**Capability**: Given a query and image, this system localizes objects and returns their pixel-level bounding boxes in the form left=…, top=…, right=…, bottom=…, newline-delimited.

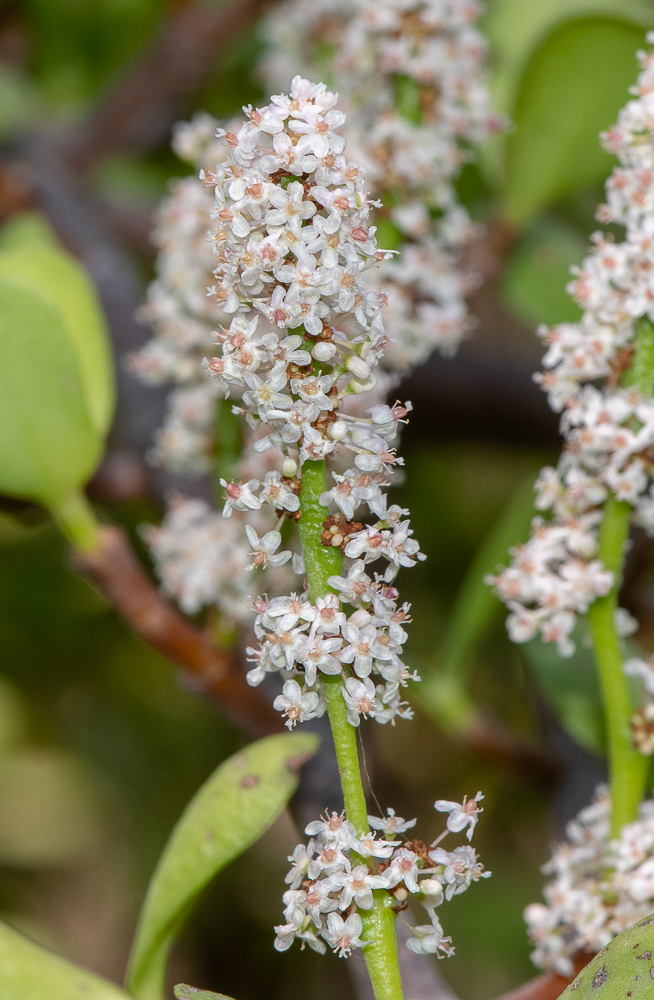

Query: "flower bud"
left=328, top=420, right=348, bottom=440
left=312, top=342, right=336, bottom=361
left=281, top=458, right=298, bottom=477
left=345, top=354, right=371, bottom=379
left=421, top=879, right=444, bottom=897
left=348, top=376, right=377, bottom=395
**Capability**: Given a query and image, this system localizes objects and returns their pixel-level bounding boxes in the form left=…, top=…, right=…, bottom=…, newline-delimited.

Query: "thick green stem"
left=50, top=490, right=100, bottom=553
left=587, top=317, right=654, bottom=835
left=298, top=459, right=404, bottom=1000
left=587, top=493, right=647, bottom=836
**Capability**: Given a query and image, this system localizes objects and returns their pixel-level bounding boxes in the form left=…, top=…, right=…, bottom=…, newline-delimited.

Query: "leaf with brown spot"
left=127, top=732, right=318, bottom=1000
left=560, top=914, right=654, bottom=998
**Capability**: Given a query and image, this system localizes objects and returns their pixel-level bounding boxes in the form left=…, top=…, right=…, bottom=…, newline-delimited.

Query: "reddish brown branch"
left=493, top=953, right=592, bottom=1000
left=65, top=0, right=266, bottom=174
left=71, top=524, right=280, bottom=737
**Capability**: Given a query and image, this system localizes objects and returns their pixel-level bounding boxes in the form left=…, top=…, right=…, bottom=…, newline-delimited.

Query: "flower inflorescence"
left=489, top=38, right=654, bottom=657
left=525, top=787, right=654, bottom=975
left=184, top=76, right=426, bottom=727
left=276, top=796, right=488, bottom=957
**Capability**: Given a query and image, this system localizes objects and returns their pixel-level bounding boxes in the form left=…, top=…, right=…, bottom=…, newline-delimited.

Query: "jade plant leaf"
left=0, top=232, right=115, bottom=437
left=558, top=912, right=654, bottom=997
left=127, top=731, right=319, bottom=1000
left=175, top=986, right=235, bottom=1000
left=0, top=919, right=130, bottom=1000
left=0, top=217, right=114, bottom=507
left=502, top=17, right=648, bottom=226
left=0, top=278, right=101, bottom=507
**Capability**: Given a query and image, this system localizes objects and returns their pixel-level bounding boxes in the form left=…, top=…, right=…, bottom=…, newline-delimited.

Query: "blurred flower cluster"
left=525, top=787, right=654, bottom=975
left=263, top=0, right=503, bottom=369
left=490, top=37, right=654, bottom=657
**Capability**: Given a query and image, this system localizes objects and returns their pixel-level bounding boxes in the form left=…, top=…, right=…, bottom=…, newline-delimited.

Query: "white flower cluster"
left=489, top=39, right=654, bottom=656
left=275, top=795, right=488, bottom=957
left=262, top=0, right=503, bottom=370
left=183, top=76, right=425, bottom=724
left=254, top=566, right=417, bottom=728
left=525, top=787, right=654, bottom=976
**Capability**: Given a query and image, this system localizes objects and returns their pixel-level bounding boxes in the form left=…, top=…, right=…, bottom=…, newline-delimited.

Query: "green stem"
left=587, top=317, right=654, bottom=835
left=587, top=493, right=647, bottom=836
left=298, top=459, right=404, bottom=1000
left=50, top=490, right=100, bottom=553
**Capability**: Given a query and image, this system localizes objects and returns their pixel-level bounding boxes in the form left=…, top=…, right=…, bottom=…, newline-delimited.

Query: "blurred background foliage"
left=2, top=0, right=654, bottom=997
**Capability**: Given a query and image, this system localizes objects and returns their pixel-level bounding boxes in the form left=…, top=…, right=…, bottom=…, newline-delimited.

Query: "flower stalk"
left=587, top=493, right=647, bottom=836
left=50, top=490, right=100, bottom=553
left=587, top=318, right=654, bottom=835
left=299, top=459, right=404, bottom=1000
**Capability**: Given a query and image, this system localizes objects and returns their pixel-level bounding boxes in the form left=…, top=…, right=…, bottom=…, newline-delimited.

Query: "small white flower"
left=434, top=792, right=484, bottom=841
left=273, top=679, right=322, bottom=728
left=244, top=525, right=292, bottom=571
left=367, top=808, right=417, bottom=836
left=341, top=676, right=379, bottom=726
left=323, top=911, right=367, bottom=957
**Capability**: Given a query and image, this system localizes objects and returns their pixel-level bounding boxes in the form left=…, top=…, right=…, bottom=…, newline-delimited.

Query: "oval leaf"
left=484, top=0, right=653, bottom=117
left=502, top=17, right=648, bottom=225
left=0, top=277, right=100, bottom=506
left=559, top=912, right=654, bottom=997
left=0, top=919, right=130, bottom=1000
left=127, top=732, right=318, bottom=1000
left=0, top=234, right=115, bottom=437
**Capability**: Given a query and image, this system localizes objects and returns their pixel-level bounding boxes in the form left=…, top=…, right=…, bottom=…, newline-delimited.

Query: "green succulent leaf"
left=502, top=17, right=649, bottom=225
left=0, top=218, right=114, bottom=508
left=0, top=277, right=100, bottom=507
left=0, top=919, right=130, bottom=1000
left=127, top=732, right=319, bottom=1000
left=559, top=912, right=654, bottom=997
left=174, top=986, right=235, bottom=1000
left=0, top=232, right=115, bottom=437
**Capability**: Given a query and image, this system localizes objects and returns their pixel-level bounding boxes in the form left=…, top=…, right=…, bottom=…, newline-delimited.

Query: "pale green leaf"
left=0, top=212, right=58, bottom=252
left=483, top=0, right=653, bottom=118
left=0, top=919, right=130, bottom=1000
left=0, top=277, right=101, bottom=506
left=0, top=236, right=115, bottom=437
left=502, top=17, right=649, bottom=225
left=560, top=912, right=654, bottom=996
left=127, top=732, right=319, bottom=1000
left=175, top=986, right=235, bottom=1000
